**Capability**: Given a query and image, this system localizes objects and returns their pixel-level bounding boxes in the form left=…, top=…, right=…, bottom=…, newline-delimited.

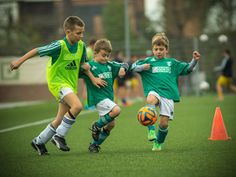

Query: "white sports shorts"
left=96, top=98, right=117, bottom=116
left=59, top=87, right=74, bottom=104
left=148, top=91, right=174, bottom=120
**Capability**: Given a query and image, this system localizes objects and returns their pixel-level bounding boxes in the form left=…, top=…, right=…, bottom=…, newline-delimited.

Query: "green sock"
left=92, top=128, right=110, bottom=145
left=148, top=125, right=156, bottom=131
left=157, top=125, right=168, bottom=144
left=95, top=114, right=113, bottom=128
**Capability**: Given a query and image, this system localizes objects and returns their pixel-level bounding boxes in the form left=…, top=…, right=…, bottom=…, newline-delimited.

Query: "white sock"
left=35, top=124, right=56, bottom=144
left=56, top=116, right=75, bottom=138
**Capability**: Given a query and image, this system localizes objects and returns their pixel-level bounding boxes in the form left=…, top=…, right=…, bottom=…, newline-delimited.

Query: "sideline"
left=0, top=100, right=46, bottom=109
left=0, top=110, right=96, bottom=134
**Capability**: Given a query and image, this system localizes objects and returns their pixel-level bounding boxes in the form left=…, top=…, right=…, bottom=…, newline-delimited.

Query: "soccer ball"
left=137, top=106, right=157, bottom=126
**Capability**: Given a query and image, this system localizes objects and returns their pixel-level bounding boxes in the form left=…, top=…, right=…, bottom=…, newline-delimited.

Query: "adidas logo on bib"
left=65, top=60, right=77, bottom=70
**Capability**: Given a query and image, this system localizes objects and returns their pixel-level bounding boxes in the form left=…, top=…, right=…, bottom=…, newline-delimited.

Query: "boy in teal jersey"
left=10, top=16, right=106, bottom=155
left=81, top=39, right=129, bottom=153
left=131, top=33, right=201, bottom=151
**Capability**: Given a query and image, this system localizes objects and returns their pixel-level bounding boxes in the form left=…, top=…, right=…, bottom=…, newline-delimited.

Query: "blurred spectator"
left=214, top=49, right=236, bottom=101
left=126, top=55, right=144, bottom=100
left=113, top=51, right=131, bottom=106
left=86, top=38, right=97, bottom=61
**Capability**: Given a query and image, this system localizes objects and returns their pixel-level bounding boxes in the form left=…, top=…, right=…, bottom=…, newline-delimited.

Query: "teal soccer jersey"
left=82, top=60, right=122, bottom=106
left=131, top=57, right=191, bottom=102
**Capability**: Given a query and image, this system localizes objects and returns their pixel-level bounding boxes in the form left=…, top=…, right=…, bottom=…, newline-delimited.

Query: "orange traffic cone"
left=208, top=107, right=231, bottom=140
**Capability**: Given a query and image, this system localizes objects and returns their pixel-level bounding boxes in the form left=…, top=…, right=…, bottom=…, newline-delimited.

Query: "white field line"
left=0, top=110, right=96, bottom=134
left=0, top=101, right=46, bottom=109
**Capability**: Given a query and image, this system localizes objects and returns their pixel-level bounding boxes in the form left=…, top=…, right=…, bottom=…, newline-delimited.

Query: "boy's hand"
left=118, top=68, right=126, bottom=78
left=10, top=60, right=21, bottom=71
left=92, top=77, right=107, bottom=88
left=193, top=51, right=201, bottom=60
left=143, top=64, right=150, bottom=70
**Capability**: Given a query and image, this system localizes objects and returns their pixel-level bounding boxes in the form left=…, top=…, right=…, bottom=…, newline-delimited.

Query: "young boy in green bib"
left=81, top=39, right=129, bottom=153
left=10, top=16, right=106, bottom=155
left=131, top=33, right=201, bottom=151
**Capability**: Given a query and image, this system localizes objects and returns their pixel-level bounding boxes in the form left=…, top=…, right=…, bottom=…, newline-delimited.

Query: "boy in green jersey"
left=10, top=16, right=106, bottom=155
left=81, top=39, right=129, bottom=153
left=131, top=33, right=201, bottom=151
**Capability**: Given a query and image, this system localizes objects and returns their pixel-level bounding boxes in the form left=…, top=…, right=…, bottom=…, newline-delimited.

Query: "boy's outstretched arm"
left=10, top=48, right=38, bottom=70
left=81, top=63, right=107, bottom=88
left=118, top=63, right=129, bottom=78
left=131, top=62, right=150, bottom=72
left=187, top=51, right=201, bottom=72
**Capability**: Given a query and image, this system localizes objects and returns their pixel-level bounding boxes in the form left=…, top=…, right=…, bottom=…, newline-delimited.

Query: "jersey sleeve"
left=37, top=40, right=61, bottom=57
left=174, top=59, right=190, bottom=76
left=130, top=58, right=147, bottom=72
left=109, top=61, right=122, bottom=78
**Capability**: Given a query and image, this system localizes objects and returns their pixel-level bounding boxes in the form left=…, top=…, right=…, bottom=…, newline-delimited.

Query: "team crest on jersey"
left=167, top=61, right=172, bottom=66
left=65, top=60, right=77, bottom=70
left=91, top=66, right=97, bottom=71
left=150, top=58, right=156, bottom=62
left=107, top=66, right=111, bottom=71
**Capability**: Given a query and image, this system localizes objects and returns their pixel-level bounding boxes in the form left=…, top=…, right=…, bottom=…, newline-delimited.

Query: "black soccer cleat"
left=90, top=122, right=101, bottom=141
left=31, top=139, right=49, bottom=155
left=51, top=135, right=70, bottom=151
left=88, top=143, right=101, bottom=153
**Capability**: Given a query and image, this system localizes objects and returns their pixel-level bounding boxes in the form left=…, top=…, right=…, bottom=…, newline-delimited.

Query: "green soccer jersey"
left=41, top=39, right=86, bottom=100
left=131, top=57, right=191, bottom=102
left=82, top=60, right=122, bottom=106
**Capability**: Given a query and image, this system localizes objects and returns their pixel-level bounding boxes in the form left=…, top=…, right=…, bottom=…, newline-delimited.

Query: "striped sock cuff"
left=158, top=125, right=168, bottom=132
left=49, top=124, right=56, bottom=133
left=63, top=116, right=76, bottom=125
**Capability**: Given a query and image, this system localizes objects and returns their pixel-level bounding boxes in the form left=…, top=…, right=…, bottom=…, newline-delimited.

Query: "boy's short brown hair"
left=63, top=16, right=85, bottom=31
left=94, top=39, right=112, bottom=53
left=152, top=32, right=169, bottom=50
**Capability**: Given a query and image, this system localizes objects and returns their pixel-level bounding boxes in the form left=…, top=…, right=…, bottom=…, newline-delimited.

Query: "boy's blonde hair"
left=94, top=38, right=112, bottom=53
left=63, top=16, right=85, bottom=31
left=152, top=32, right=169, bottom=50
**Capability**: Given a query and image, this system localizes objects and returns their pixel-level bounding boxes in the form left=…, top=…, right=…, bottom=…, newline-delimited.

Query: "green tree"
left=102, top=0, right=125, bottom=43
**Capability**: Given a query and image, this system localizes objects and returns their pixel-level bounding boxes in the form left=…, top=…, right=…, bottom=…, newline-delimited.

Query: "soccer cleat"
left=148, top=130, right=157, bottom=141
left=152, top=141, right=162, bottom=151
left=31, top=138, right=49, bottom=155
left=90, top=123, right=101, bottom=141
left=51, top=135, right=70, bottom=151
left=88, top=143, right=101, bottom=153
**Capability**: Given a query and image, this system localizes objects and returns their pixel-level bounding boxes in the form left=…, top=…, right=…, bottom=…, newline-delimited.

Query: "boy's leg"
left=216, top=76, right=224, bottom=101
left=89, top=122, right=113, bottom=153
left=152, top=97, right=173, bottom=151
left=146, top=92, right=159, bottom=141
left=152, top=117, right=169, bottom=151
left=91, top=99, right=119, bottom=141
left=148, top=125, right=156, bottom=141
left=52, top=92, right=82, bottom=151
left=31, top=124, right=56, bottom=155
left=90, top=102, right=120, bottom=152
left=31, top=102, right=69, bottom=155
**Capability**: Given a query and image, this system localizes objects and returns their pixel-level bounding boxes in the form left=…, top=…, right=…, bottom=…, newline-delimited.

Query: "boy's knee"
left=71, top=103, right=83, bottom=115
left=159, top=116, right=169, bottom=129
left=110, top=106, right=121, bottom=117
left=147, top=95, right=159, bottom=105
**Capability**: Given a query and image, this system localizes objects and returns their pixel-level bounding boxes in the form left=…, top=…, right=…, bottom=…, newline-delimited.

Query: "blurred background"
left=0, top=0, right=236, bottom=103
